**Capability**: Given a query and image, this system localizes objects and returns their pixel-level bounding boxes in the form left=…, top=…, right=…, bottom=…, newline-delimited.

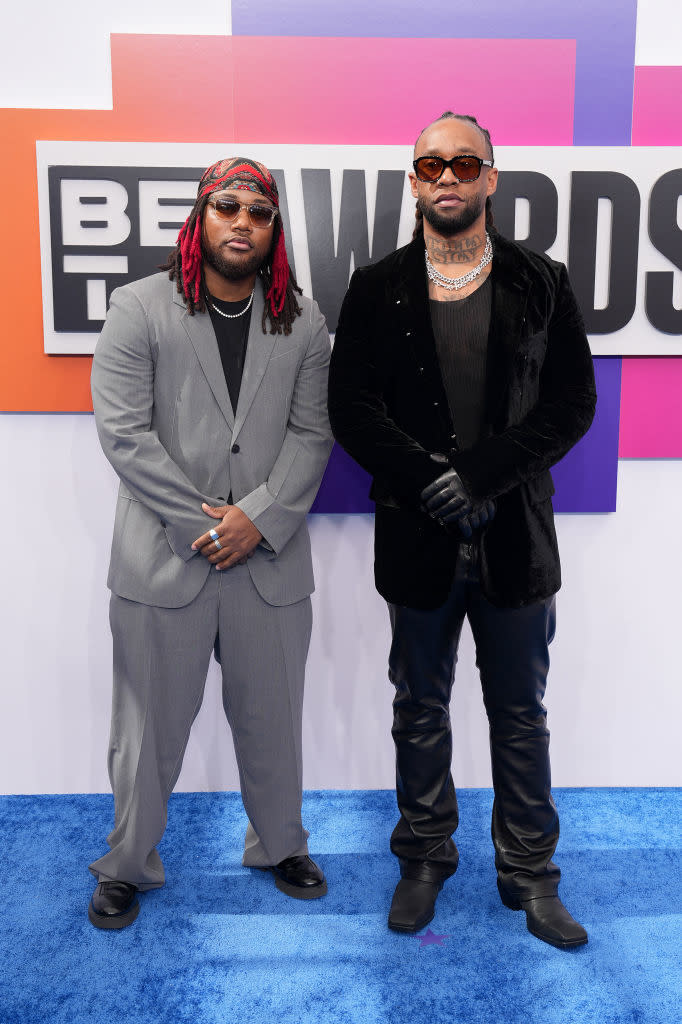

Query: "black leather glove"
left=421, top=455, right=496, bottom=536
left=420, top=455, right=473, bottom=524
left=456, top=498, right=496, bottom=538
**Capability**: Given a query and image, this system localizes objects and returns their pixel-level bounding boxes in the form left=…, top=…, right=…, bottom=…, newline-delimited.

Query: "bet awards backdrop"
left=1, top=0, right=681, bottom=792
left=38, top=145, right=682, bottom=355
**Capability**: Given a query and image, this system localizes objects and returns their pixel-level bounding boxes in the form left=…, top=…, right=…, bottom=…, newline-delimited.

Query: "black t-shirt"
left=205, top=292, right=253, bottom=412
left=430, top=276, right=492, bottom=451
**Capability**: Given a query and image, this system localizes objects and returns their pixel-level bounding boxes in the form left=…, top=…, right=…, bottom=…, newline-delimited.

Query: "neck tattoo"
left=425, top=233, right=492, bottom=291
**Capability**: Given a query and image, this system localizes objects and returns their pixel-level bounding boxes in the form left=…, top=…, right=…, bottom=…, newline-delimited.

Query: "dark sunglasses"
left=207, top=197, right=278, bottom=228
left=413, top=154, right=494, bottom=183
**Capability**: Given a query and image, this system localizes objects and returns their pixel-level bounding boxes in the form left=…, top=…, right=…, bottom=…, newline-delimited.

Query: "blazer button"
left=406, top=331, right=412, bottom=337
left=231, top=443, right=240, bottom=453
left=433, top=400, right=439, bottom=407
left=418, top=366, right=424, bottom=373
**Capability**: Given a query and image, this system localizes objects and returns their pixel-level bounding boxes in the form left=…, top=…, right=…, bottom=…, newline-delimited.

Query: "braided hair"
left=161, top=157, right=302, bottom=335
left=412, top=112, right=495, bottom=239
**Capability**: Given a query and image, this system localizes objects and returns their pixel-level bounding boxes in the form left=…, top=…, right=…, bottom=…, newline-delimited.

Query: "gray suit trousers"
left=89, top=563, right=312, bottom=889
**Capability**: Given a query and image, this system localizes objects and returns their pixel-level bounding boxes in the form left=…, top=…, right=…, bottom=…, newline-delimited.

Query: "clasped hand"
left=191, top=503, right=263, bottom=570
left=420, top=457, right=495, bottom=539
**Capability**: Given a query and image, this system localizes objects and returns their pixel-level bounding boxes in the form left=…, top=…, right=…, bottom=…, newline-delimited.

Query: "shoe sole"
left=525, top=923, right=588, bottom=950
left=88, top=898, right=140, bottom=930
left=387, top=909, right=435, bottom=934
left=498, top=881, right=588, bottom=950
left=273, top=874, right=328, bottom=900
left=255, top=867, right=328, bottom=900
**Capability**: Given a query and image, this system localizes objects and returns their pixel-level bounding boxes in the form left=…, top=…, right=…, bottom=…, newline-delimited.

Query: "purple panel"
left=231, top=0, right=637, bottom=145
left=552, top=357, right=621, bottom=514
left=312, top=358, right=620, bottom=515
left=310, top=442, right=373, bottom=514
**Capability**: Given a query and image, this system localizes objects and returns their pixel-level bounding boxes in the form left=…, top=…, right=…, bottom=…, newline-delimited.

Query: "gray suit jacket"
left=91, top=273, right=333, bottom=608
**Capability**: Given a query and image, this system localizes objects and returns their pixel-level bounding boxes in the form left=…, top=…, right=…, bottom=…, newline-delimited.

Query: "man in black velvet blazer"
left=329, top=113, right=596, bottom=950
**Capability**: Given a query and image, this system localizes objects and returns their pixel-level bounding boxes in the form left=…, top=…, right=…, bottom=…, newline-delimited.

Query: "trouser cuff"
left=400, top=858, right=456, bottom=884
left=498, top=875, right=559, bottom=900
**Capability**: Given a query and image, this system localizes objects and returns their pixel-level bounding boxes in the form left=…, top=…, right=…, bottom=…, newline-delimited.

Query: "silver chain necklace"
left=425, top=233, right=493, bottom=290
left=207, top=290, right=254, bottom=318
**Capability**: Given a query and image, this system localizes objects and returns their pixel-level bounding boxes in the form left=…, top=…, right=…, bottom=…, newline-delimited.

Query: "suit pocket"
left=517, top=331, right=548, bottom=413
left=369, top=479, right=400, bottom=508
left=113, top=496, right=175, bottom=574
left=269, top=345, right=301, bottom=364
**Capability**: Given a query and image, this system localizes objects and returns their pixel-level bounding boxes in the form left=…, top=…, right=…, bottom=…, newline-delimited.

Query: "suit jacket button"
left=433, top=400, right=439, bottom=406
left=231, top=443, right=240, bottom=453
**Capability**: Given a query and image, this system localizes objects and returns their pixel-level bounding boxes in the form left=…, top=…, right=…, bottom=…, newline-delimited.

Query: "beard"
left=417, top=192, right=485, bottom=236
left=202, top=238, right=265, bottom=281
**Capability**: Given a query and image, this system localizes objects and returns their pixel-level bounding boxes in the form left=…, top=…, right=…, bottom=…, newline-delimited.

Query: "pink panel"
left=630, top=69, right=682, bottom=458
left=619, top=358, right=682, bottom=457
left=632, top=67, right=682, bottom=145
left=233, top=37, right=576, bottom=144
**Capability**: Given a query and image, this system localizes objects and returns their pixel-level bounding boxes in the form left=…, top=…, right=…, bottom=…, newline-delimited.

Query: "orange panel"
left=0, top=35, right=237, bottom=411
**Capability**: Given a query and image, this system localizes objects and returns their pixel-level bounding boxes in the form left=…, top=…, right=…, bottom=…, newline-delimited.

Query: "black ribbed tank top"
left=429, top=275, right=492, bottom=451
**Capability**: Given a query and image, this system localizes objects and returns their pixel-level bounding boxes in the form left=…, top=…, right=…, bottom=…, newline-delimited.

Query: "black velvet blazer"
left=328, top=230, right=597, bottom=610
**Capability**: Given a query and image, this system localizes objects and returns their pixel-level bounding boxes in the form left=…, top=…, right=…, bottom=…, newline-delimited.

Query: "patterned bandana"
left=176, top=156, right=290, bottom=316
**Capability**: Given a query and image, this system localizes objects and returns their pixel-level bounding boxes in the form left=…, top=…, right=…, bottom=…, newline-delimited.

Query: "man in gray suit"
left=88, top=157, right=333, bottom=929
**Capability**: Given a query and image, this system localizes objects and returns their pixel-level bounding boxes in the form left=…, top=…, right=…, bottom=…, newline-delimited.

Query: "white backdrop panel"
left=0, top=1, right=231, bottom=110
left=636, top=0, right=682, bottom=64
left=0, top=414, right=680, bottom=794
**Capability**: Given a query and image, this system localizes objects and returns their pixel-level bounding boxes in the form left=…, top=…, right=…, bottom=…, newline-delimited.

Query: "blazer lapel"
left=232, top=282, right=276, bottom=442
left=485, top=234, right=531, bottom=428
left=176, top=288, right=235, bottom=430
left=394, top=238, right=459, bottom=439
left=393, top=235, right=450, bottom=403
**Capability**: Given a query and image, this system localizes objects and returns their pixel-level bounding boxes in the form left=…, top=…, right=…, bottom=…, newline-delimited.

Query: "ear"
left=408, top=171, right=419, bottom=199
left=486, top=167, right=499, bottom=199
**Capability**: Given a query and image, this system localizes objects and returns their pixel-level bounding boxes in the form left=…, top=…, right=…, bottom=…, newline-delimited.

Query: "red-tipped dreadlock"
left=162, top=156, right=302, bottom=334
left=180, top=215, right=203, bottom=307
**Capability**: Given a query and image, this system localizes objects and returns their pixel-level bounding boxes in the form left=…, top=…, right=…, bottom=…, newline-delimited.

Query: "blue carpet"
left=0, top=789, right=679, bottom=1024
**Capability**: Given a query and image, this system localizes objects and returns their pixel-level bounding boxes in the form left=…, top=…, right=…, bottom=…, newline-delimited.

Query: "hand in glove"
left=456, top=498, right=496, bottom=538
left=420, top=455, right=473, bottom=524
left=421, top=455, right=495, bottom=536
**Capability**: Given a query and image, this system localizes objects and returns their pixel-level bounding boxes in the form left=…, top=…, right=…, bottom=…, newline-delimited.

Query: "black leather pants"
left=388, top=542, right=561, bottom=898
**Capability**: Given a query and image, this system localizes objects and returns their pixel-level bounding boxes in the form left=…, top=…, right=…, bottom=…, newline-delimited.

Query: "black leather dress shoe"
left=88, top=881, right=140, bottom=930
left=388, top=878, right=442, bottom=933
left=498, top=881, right=587, bottom=950
left=265, top=856, right=327, bottom=900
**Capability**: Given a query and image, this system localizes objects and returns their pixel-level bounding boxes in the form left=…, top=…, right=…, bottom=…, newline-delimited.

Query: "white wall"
left=0, top=414, right=680, bottom=793
left=635, top=0, right=682, bottom=64
left=0, top=2, right=230, bottom=109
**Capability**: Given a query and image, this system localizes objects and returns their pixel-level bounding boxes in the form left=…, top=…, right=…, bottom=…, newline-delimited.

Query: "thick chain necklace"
left=425, top=233, right=493, bottom=291
left=206, top=290, right=254, bottom=318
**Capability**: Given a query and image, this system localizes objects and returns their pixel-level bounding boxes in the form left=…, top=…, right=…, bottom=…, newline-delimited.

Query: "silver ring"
left=214, top=538, right=222, bottom=550
left=209, top=529, right=219, bottom=541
